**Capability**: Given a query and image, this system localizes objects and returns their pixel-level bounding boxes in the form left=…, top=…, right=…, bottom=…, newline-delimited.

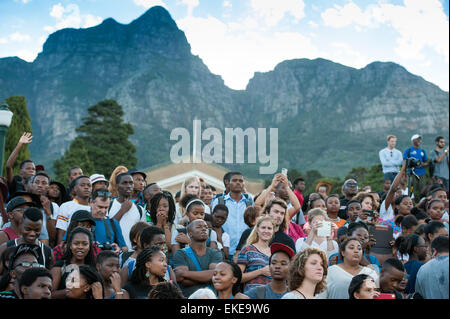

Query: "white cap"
left=411, top=134, right=421, bottom=141
left=89, top=174, right=109, bottom=185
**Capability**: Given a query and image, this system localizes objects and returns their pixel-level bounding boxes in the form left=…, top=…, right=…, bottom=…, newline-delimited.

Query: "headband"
left=186, top=199, right=205, bottom=212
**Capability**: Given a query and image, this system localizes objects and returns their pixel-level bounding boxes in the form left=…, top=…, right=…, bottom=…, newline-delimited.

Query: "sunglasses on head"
left=93, top=190, right=111, bottom=199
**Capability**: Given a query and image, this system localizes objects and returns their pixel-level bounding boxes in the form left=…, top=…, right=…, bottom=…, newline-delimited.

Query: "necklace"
left=295, top=289, right=307, bottom=299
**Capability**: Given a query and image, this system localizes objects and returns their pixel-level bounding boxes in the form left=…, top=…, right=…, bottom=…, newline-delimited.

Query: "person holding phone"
left=296, top=209, right=339, bottom=258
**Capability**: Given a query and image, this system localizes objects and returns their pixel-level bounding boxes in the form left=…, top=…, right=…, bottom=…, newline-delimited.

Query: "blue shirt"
left=93, top=218, right=127, bottom=248
left=210, top=193, right=253, bottom=257
left=403, top=146, right=428, bottom=176
left=415, top=255, right=449, bottom=299
left=404, top=259, right=425, bottom=294
left=245, top=284, right=287, bottom=299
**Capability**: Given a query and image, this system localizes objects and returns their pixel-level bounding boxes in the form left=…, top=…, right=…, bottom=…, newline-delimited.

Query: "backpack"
left=108, top=198, right=143, bottom=219
left=217, top=193, right=252, bottom=207
left=255, top=285, right=267, bottom=299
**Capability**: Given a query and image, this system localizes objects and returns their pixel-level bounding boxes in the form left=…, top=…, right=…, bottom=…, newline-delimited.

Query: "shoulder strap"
left=185, top=247, right=203, bottom=271
left=104, top=219, right=112, bottom=242
left=109, top=218, right=118, bottom=244
left=136, top=205, right=143, bottom=219
left=107, top=199, right=114, bottom=213
left=218, top=196, right=225, bottom=206
left=120, top=251, right=133, bottom=268
left=128, top=259, right=135, bottom=277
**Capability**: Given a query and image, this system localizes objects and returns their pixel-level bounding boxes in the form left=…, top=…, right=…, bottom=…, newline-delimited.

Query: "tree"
left=3, top=96, right=32, bottom=175
left=53, top=137, right=94, bottom=183
left=345, top=166, right=369, bottom=185
left=76, top=99, right=137, bottom=179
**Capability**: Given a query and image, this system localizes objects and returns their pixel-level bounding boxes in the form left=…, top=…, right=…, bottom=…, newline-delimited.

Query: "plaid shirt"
left=52, top=241, right=101, bottom=262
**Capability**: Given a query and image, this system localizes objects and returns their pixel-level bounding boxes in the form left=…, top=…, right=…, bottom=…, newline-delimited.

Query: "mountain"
left=0, top=6, right=448, bottom=179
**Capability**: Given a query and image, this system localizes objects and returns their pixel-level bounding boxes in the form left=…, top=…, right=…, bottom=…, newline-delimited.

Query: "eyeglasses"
left=390, top=151, right=393, bottom=157
left=15, top=262, right=45, bottom=268
left=93, top=191, right=111, bottom=199
left=345, top=183, right=358, bottom=187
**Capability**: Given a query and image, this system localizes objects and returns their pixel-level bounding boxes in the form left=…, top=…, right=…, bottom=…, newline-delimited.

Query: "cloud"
left=321, top=1, right=375, bottom=28
left=177, top=14, right=319, bottom=89
left=133, top=0, right=167, bottom=9
left=0, top=32, right=31, bottom=44
left=250, top=0, right=306, bottom=27
left=44, top=3, right=103, bottom=33
left=321, top=0, right=449, bottom=63
left=222, top=1, right=232, bottom=8
left=180, top=0, right=199, bottom=16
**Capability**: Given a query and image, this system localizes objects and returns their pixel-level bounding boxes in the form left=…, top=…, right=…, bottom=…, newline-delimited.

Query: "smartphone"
left=371, top=225, right=394, bottom=254
left=375, top=293, right=396, bottom=299
left=363, top=209, right=374, bottom=221
left=281, top=168, right=288, bottom=176
left=317, top=221, right=332, bottom=237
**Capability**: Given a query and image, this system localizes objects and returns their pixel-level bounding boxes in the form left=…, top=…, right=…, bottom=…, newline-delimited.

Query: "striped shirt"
left=237, top=244, right=271, bottom=293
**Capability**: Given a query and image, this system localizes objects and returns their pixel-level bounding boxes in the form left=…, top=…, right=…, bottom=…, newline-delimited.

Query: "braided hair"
left=129, top=246, right=165, bottom=285
left=149, top=192, right=176, bottom=225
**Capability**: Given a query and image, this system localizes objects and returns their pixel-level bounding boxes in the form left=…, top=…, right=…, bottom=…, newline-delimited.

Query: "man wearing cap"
left=90, top=174, right=110, bottom=192
left=128, top=168, right=147, bottom=207
left=338, top=179, right=359, bottom=219
left=379, top=135, right=403, bottom=183
left=245, top=240, right=294, bottom=299
left=403, top=134, right=428, bottom=202
left=0, top=197, right=37, bottom=245
left=56, top=175, right=92, bottom=244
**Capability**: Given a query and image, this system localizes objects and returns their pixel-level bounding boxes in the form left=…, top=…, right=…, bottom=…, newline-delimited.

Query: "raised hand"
left=18, top=132, right=33, bottom=145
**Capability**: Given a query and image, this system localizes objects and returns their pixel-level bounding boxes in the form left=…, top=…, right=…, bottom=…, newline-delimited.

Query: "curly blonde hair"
left=108, top=165, right=128, bottom=197
left=288, top=247, right=328, bottom=295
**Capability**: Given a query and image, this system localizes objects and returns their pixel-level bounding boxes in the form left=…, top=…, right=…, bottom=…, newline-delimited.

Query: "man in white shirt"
left=379, top=135, right=403, bottom=182
left=56, top=175, right=92, bottom=243
left=108, top=173, right=146, bottom=249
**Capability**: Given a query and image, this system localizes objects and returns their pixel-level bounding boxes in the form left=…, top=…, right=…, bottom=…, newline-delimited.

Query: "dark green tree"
left=76, top=99, right=137, bottom=178
left=53, top=137, right=94, bottom=183
left=3, top=96, right=32, bottom=175
left=362, top=164, right=385, bottom=192
left=345, top=166, right=369, bottom=185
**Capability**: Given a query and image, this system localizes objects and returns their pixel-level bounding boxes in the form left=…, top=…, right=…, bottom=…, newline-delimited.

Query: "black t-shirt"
left=7, top=175, right=25, bottom=200
left=123, top=281, right=155, bottom=299
left=236, top=227, right=253, bottom=251
left=338, top=196, right=350, bottom=219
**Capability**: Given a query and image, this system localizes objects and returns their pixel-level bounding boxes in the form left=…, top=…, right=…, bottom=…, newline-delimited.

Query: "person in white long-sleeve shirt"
left=379, top=135, right=403, bottom=182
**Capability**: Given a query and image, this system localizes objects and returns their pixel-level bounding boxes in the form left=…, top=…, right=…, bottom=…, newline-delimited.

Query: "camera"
left=406, top=157, right=421, bottom=169
left=98, top=242, right=113, bottom=251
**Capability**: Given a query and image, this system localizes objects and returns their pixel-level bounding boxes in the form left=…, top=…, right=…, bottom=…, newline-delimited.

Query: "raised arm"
left=5, top=132, right=32, bottom=183
left=384, top=162, right=406, bottom=210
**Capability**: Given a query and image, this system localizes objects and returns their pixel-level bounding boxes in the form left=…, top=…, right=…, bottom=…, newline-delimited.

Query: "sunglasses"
left=94, top=191, right=111, bottom=199
left=345, top=183, right=358, bottom=187
left=15, top=262, right=45, bottom=268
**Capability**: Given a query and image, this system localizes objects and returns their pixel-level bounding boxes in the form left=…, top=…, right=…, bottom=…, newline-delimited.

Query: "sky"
left=0, top=0, right=448, bottom=92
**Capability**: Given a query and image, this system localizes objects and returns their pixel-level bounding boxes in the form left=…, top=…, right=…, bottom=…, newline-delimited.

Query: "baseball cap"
left=71, top=210, right=96, bottom=226
left=411, top=134, right=422, bottom=141
left=270, top=239, right=296, bottom=259
left=90, top=174, right=109, bottom=186
left=49, top=180, right=67, bottom=199
left=10, top=192, right=42, bottom=208
left=127, top=168, right=147, bottom=180
left=6, top=196, right=38, bottom=213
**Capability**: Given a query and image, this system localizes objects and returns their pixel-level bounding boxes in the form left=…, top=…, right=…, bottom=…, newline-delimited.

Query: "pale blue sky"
left=1, top=0, right=448, bottom=91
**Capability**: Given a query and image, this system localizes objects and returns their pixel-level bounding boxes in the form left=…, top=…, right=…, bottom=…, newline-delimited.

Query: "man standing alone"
left=379, top=135, right=403, bottom=182
left=431, top=136, right=449, bottom=191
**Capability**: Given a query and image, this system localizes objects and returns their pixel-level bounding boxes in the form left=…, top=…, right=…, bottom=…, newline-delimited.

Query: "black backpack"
left=217, top=193, right=252, bottom=207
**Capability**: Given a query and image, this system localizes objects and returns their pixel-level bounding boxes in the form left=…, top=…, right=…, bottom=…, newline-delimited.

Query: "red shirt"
left=294, top=189, right=304, bottom=207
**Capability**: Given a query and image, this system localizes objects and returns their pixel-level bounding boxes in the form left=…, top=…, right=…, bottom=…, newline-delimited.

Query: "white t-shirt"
left=317, top=264, right=378, bottom=299
left=56, top=200, right=91, bottom=231
left=51, top=202, right=60, bottom=220
left=295, top=237, right=339, bottom=258
left=380, top=200, right=395, bottom=221
left=108, top=199, right=146, bottom=250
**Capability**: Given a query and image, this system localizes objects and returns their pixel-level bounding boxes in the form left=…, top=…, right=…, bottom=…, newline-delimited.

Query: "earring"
left=145, top=271, right=150, bottom=278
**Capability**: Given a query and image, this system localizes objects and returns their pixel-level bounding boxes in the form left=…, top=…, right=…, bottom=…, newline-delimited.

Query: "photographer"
left=90, top=189, right=127, bottom=255
left=403, top=134, right=428, bottom=203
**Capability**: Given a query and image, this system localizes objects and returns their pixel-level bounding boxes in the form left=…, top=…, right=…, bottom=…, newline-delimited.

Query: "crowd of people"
left=0, top=132, right=448, bottom=300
